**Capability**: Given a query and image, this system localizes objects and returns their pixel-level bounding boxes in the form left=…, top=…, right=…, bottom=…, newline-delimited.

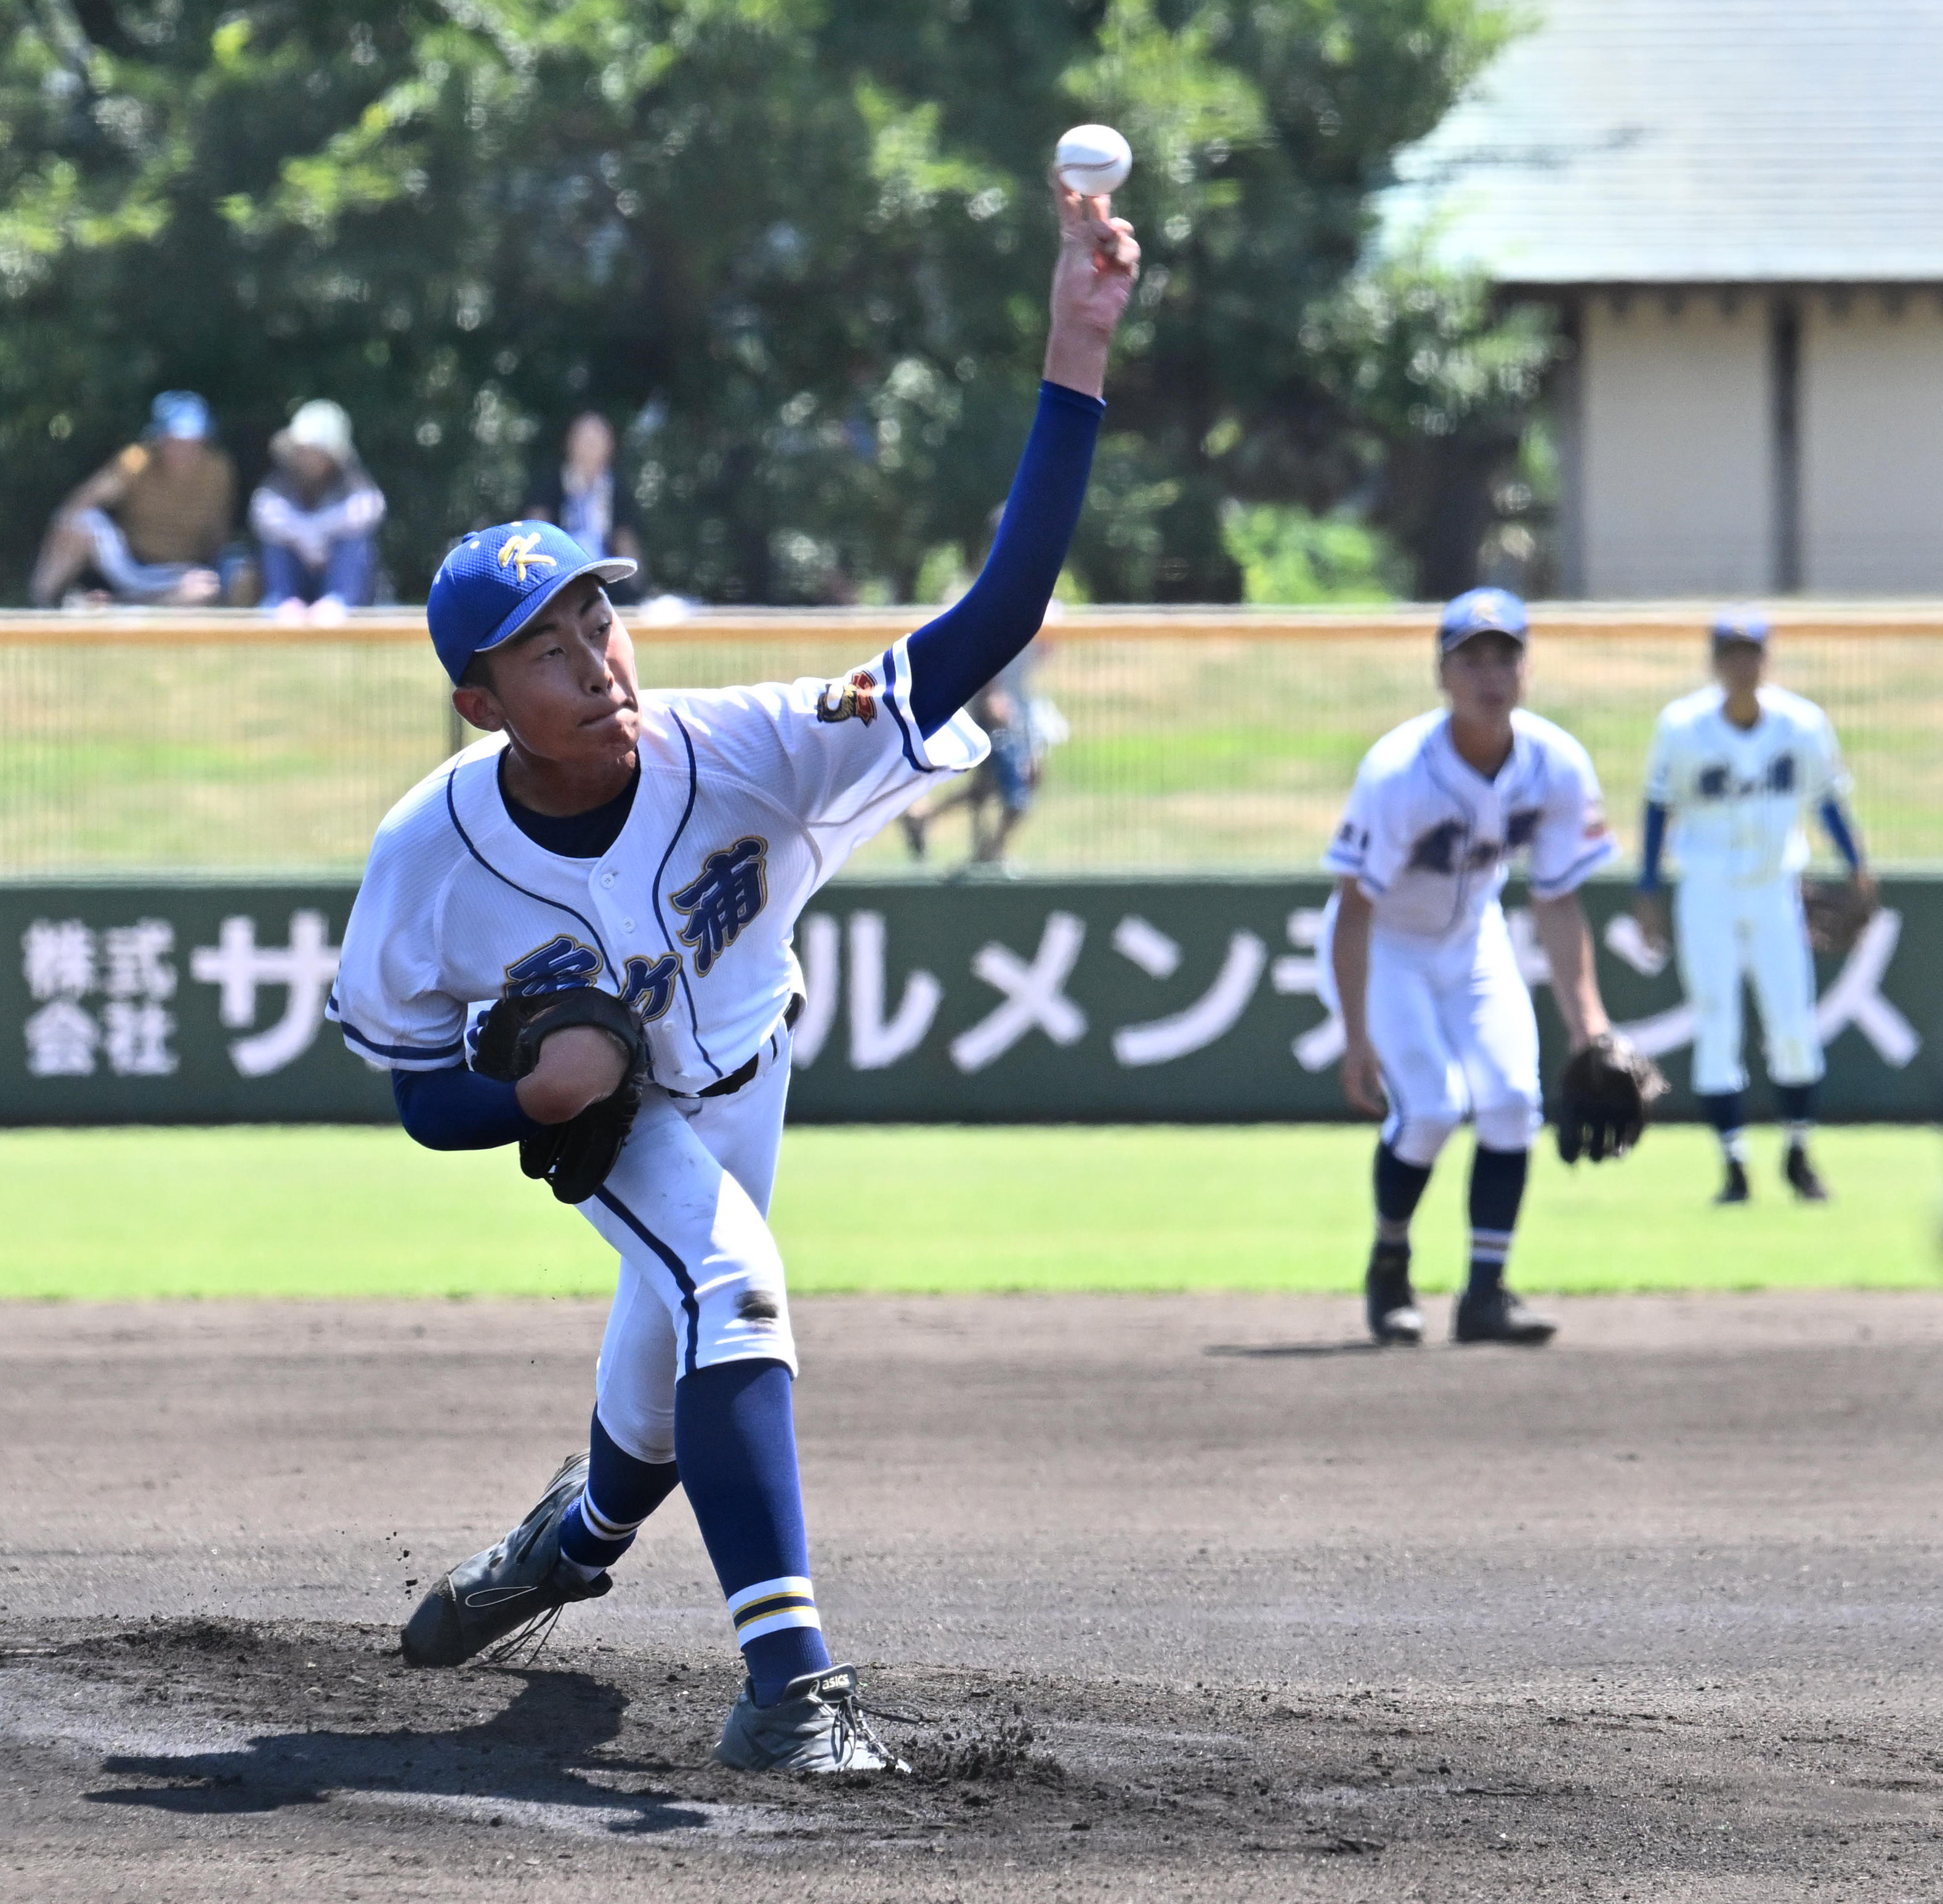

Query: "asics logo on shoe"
left=464, top=1585, right=539, bottom=1608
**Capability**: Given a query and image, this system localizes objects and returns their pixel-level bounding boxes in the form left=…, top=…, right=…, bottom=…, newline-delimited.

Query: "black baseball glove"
left=471, top=987, right=647, bottom=1204
left=1801, top=878, right=1878, bottom=958
left=1554, top=1031, right=1668, bottom=1165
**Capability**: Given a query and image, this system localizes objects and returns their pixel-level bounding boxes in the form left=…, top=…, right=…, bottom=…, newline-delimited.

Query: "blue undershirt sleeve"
left=1818, top=797, right=1862, bottom=872
left=392, top=1065, right=541, bottom=1151
left=907, top=380, right=1105, bottom=739
left=1639, top=801, right=1669, bottom=892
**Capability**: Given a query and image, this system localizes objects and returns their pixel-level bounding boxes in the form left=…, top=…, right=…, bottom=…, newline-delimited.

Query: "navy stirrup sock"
left=1776, top=1082, right=1817, bottom=1145
left=1466, top=1146, right=1529, bottom=1297
left=1699, top=1090, right=1748, bottom=1164
left=557, top=1411, right=681, bottom=1573
left=676, top=1359, right=831, bottom=1706
left=1373, top=1141, right=1432, bottom=1247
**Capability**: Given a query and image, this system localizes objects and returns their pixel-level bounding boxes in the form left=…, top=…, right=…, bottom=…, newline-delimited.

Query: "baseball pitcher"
left=327, top=182, right=1138, bottom=1772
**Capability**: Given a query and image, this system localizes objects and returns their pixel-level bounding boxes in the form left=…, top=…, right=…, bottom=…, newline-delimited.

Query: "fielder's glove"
left=1801, top=878, right=1878, bottom=958
left=1554, top=1032, right=1668, bottom=1165
left=471, top=987, right=647, bottom=1204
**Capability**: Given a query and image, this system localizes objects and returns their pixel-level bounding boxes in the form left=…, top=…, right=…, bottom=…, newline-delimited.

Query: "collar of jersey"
left=1438, top=709, right=1529, bottom=788
left=446, top=733, right=660, bottom=886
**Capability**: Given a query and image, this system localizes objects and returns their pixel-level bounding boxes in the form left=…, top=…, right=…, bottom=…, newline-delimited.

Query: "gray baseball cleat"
left=714, top=1664, right=910, bottom=1773
left=402, top=1451, right=610, bottom=1668
left=1452, top=1286, right=1557, bottom=1346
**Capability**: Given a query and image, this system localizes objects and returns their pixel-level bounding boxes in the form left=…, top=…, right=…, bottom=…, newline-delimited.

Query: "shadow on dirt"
left=85, top=1667, right=713, bottom=1834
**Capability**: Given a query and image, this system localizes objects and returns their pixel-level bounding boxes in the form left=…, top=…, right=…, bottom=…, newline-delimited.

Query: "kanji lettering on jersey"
left=1407, top=820, right=1464, bottom=873
left=671, top=838, right=769, bottom=976
left=504, top=936, right=604, bottom=997
left=621, top=952, right=682, bottom=1023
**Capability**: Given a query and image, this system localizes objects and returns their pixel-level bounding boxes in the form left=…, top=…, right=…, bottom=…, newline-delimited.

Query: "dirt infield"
left=4, top=1291, right=1942, bottom=1900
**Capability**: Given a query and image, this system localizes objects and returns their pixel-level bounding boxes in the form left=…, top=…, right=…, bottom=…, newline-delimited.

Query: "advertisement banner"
left=1, top=877, right=1935, bottom=1124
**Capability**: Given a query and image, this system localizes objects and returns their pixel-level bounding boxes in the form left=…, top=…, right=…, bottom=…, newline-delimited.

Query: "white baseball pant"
left=578, top=1020, right=798, bottom=1465
left=1674, top=875, right=1823, bottom=1096
left=1362, top=902, right=1542, bottom=1166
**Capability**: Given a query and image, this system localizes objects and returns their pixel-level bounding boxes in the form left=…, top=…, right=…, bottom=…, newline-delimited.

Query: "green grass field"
left=2, top=1124, right=1937, bottom=1303
left=7, top=631, right=1941, bottom=873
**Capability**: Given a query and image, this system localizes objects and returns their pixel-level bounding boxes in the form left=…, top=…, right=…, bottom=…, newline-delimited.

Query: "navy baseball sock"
left=1776, top=1082, right=1817, bottom=1147
left=676, top=1359, right=831, bottom=1706
left=557, top=1410, right=681, bottom=1581
left=1373, top=1141, right=1433, bottom=1248
left=1699, top=1090, right=1749, bottom=1164
left=1465, top=1146, right=1528, bottom=1297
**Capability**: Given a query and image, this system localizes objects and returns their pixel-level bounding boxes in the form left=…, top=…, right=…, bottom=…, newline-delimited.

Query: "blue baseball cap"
left=1437, top=587, right=1529, bottom=652
left=148, top=391, right=211, bottom=440
left=428, top=521, right=637, bottom=685
left=1710, top=604, right=1770, bottom=646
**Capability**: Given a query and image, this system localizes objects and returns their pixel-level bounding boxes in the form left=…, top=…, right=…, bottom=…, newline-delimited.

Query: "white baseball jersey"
left=328, top=638, right=984, bottom=1093
left=1324, top=709, right=1616, bottom=942
left=1643, top=684, right=1848, bottom=888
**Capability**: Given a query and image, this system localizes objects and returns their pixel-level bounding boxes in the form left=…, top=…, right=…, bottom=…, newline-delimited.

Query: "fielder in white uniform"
left=326, top=182, right=1139, bottom=1773
left=1632, top=608, right=1872, bottom=1204
left=1325, top=589, right=1624, bottom=1347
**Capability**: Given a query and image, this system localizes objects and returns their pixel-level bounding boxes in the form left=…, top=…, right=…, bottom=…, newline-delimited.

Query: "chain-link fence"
left=4, top=606, right=1939, bottom=878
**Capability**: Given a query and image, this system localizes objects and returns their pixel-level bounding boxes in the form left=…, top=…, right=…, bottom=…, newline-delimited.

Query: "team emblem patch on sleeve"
left=670, top=838, right=769, bottom=976
left=815, top=670, right=878, bottom=726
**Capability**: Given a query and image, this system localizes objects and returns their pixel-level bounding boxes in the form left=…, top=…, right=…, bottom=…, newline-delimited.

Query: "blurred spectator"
left=901, top=642, right=1065, bottom=869
left=250, top=400, right=387, bottom=625
left=523, top=411, right=643, bottom=598
left=30, top=391, right=235, bottom=607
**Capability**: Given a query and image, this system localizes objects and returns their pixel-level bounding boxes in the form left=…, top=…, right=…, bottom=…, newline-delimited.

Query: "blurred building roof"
left=1383, top=0, right=1943, bottom=286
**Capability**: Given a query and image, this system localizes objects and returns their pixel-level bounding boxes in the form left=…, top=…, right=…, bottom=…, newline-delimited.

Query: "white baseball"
left=1055, top=123, right=1132, bottom=198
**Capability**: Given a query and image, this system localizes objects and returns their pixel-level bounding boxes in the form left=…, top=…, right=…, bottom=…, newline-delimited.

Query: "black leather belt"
left=690, top=994, right=804, bottom=1100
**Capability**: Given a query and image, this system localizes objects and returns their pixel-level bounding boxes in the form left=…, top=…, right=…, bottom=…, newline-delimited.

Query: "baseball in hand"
left=1055, top=123, right=1132, bottom=198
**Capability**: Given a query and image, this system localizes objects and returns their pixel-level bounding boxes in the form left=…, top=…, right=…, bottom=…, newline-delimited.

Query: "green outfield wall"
left=1, top=877, right=1935, bottom=1125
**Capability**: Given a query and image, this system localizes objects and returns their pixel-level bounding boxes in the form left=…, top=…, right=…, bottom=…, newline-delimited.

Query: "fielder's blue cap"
left=427, top=520, right=637, bottom=685
left=147, top=391, right=211, bottom=440
left=1437, top=587, right=1529, bottom=652
left=1710, top=604, right=1771, bottom=646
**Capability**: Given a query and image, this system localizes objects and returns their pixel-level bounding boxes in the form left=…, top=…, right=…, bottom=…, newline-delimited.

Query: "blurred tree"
left=0, top=0, right=1540, bottom=605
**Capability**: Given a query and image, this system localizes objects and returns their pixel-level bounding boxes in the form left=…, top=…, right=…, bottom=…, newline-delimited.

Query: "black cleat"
left=1784, top=1144, right=1829, bottom=1202
left=1364, top=1241, right=1423, bottom=1345
left=1453, top=1287, right=1557, bottom=1346
left=402, top=1451, right=611, bottom=1668
left=1715, top=1159, right=1751, bottom=1205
